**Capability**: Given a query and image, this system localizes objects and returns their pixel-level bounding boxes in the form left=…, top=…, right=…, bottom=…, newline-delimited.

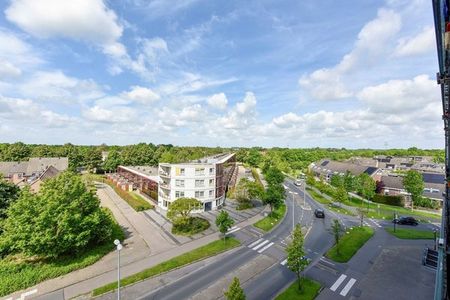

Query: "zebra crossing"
left=330, top=274, right=357, bottom=297
left=363, top=218, right=382, bottom=228
left=247, top=238, right=275, bottom=253
left=226, top=226, right=241, bottom=234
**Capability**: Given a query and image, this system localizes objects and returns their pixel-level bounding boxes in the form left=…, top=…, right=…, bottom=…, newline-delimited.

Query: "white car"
left=294, top=180, right=302, bottom=186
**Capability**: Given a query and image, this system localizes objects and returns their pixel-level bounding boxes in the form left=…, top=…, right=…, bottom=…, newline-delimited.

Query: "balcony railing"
left=159, top=170, right=170, bottom=177
left=160, top=183, right=170, bottom=189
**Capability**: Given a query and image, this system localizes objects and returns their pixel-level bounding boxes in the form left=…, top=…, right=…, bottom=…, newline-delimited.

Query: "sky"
left=0, top=0, right=442, bottom=148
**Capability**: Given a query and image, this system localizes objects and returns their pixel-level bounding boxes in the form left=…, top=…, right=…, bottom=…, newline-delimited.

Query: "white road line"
left=340, top=278, right=357, bottom=296
left=252, top=240, right=269, bottom=251
left=227, top=227, right=241, bottom=234
left=283, top=184, right=288, bottom=189
left=369, top=219, right=382, bottom=228
left=248, top=238, right=263, bottom=248
left=257, top=242, right=274, bottom=253
left=320, top=257, right=335, bottom=266
left=330, top=274, right=347, bottom=292
left=280, top=259, right=287, bottom=265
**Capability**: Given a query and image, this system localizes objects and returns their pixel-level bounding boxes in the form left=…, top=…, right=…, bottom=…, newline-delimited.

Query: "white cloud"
left=121, top=86, right=160, bottom=104
left=82, top=105, right=137, bottom=123
left=394, top=26, right=435, bottom=57
left=0, top=60, right=21, bottom=78
left=218, top=92, right=257, bottom=129
left=236, top=92, right=256, bottom=114
left=207, top=93, right=228, bottom=110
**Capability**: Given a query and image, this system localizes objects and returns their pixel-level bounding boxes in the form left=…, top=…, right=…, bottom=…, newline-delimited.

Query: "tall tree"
left=0, top=178, right=20, bottom=220
left=224, top=277, right=246, bottom=300
left=356, top=173, right=376, bottom=200
left=264, top=167, right=284, bottom=185
left=334, top=186, right=348, bottom=206
left=331, top=219, right=343, bottom=255
left=403, top=170, right=425, bottom=204
left=343, top=171, right=355, bottom=192
left=286, top=224, right=308, bottom=291
left=262, top=184, right=284, bottom=213
left=330, top=175, right=344, bottom=188
left=215, top=210, right=234, bottom=242
left=103, top=149, right=122, bottom=172
left=167, top=198, right=202, bottom=224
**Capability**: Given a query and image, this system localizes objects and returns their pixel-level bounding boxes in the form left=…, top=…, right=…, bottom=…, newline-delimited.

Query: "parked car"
left=294, top=180, right=302, bottom=186
left=314, top=208, right=325, bottom=218
left=393, top=216, right=418, bottom=226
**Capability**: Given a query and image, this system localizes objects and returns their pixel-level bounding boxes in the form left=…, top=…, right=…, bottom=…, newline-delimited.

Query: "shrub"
left=372, top=194, right=404, bottom=207
left=172, top=217, right=210, bottom=236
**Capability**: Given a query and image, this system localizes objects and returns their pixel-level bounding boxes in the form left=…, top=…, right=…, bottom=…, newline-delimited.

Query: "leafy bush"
left=236, top=201, right=254, bottom=210
left=414, top=197, right=440, bottom=209
left=172, top=217, right=210, bottom=236
left=372, top=194, right=404, bottom=207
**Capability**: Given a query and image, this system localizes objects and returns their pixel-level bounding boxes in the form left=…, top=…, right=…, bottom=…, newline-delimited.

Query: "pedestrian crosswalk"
left=363, top=219, right=382, bottom=228
left=227, top=226, right=241, bottom=234
left=330, top=274, right=357, bottom=297
left=247, top=238, right=275, bottom=253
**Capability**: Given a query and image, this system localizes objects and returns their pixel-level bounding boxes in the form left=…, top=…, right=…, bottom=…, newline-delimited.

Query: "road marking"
left=363, top=221, right=372, bottom=227
left=252, top=240, right=269, bottom=251
left=320, top=257, right=335, bottom=266
left=340, top=278, right=357, bottom=296
left=369, top=219, right=382, bottom=228
left=7, top=289, right=38, bottom=300
left=248, top=238, right=263, bottom=248
left=257, top=242, right=274, bottom=253
left=330, top=274, right=347, bottom=292
left=283, top=184, right=288, bottom=189
left=227, top=226, right=241, bottom=234
left=280, top=259, right=287, bottom=265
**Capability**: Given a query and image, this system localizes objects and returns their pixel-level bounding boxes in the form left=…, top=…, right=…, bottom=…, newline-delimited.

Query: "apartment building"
left=158, top=153, right=236, bottom=211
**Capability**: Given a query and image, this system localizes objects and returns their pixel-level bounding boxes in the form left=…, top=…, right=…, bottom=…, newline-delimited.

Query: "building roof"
left=0, top=161, right=28, bottom=176
left=422, top=172, right=445, bottom=184
left=312, top=159, right=379, bottom=177
left=26, top=157, right=68, bottom=175
left=189, top=153, right=235, bottom=164
left=118, top=165, right=159, bottom=182
left=380, top=175, right=404, bottom=190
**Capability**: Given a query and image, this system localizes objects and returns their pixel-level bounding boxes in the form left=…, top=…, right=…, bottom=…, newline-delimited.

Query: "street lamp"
left=289, top=191, right=298, bottom=231
left=114, top=239, right=123, bottom=300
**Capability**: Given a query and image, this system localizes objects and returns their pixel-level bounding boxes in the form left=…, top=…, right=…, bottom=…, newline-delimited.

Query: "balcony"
left=159, top=170, right=170, bottom=177
left=160, top=182, right=170, bottom=190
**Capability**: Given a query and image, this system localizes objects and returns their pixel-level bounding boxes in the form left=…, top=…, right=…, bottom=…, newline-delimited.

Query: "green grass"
left=0, top=220, right=124, bottom=297
left=327, top=204, right=356, bottom=216
left=326, top=226, right=374, bottom=263
left=103, top=179, right=153, bottom=211
left=385, top=228, right=436, bottom=239
left=92, top=237, right=240, bottom=296
left=306, top=188, right=331, bottom=205
left=254, top=203, right=286, bottom=232
left=275, top=277, right=321, bottom=300
left=171, top=217, right=210, bottom=236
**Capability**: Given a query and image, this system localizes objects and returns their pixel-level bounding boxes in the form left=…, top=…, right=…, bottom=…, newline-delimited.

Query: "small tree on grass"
left=403, top=170, right=425, bottom=205
left=356, top=208, right=366, bottom=227
left=334, top=186, right=348, bottom=207
left=331, top=219, right=343, bottom=255
left=224, top=277, right=246, bottom=300
left=167, top=197, right=202, bottom=224
left=216, top=210, right=234, bottom=242
left=262, top=184, right=284, bottom=214
left=286, top=224, right=308, bottom=291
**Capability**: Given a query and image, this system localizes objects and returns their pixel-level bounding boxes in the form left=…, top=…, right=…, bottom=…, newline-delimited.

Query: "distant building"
left=107, top=165, right=159, bottom=200
left=158, top=153, right=237, bottom=211
left=309, top=159, right=381, bottom=181
left=0, top=157, right=68, bottom=192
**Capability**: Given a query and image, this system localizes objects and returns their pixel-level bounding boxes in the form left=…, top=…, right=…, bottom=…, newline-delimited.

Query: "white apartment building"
left=158, top=153, right=236, bottom=211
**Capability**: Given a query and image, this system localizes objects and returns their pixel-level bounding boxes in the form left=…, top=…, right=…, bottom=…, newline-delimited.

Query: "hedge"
left=372, top=194, right=404, bottom=207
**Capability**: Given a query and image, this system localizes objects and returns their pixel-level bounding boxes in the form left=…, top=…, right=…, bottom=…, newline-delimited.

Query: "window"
left=180, top=168, right=185, bottom=175
left=175, top=180, right=185, bottom=187
left=195, top=180, right=205, bottom=187
left=209, top=190, right=214, bottom=197
left=175, top=191, right=185, bottom=198
left=209, top=167, right=214, bottom=174
left=209, top=179, right=214, bottom=186
left=195, top=191, right=205, bottom=198
left=195, top=168, right=205, bottom=175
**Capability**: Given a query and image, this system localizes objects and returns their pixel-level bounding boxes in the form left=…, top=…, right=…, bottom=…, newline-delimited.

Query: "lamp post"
left=289, top=191, right=298, bottom=231
left=114, top=239, right=123, bottom=300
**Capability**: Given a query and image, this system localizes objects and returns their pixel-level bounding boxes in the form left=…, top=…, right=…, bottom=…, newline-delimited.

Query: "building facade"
left=158, top=153, right=236, bottom=211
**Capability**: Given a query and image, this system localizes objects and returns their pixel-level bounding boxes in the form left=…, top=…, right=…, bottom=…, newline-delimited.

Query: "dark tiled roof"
left=380, top=175, right=404, bottom=190
left=422, top=173, right=444, bottom=184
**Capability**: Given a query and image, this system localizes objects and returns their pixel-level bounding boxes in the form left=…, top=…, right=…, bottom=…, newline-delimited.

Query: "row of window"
left=175, top=167, right=215, bottom=176
left=175, top=190, right=214, bottom=198
left=175, top=179, right=214, bottom=187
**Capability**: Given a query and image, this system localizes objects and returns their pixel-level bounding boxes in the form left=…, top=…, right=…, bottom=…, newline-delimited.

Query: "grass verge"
left=0, top=217, right=124, bottom=297
left=306, top=188, right=355, bottom=216
left=326, top=226, right=374, bottom=263
left=254, top=203, right=286, bottom=232
left=104, top=178, right=153, bottom=211
left=92, top=237, right=240, bottom=296
left=385, top=228, right=436, bottom=239
left=275, top=277, right=321, bottom=300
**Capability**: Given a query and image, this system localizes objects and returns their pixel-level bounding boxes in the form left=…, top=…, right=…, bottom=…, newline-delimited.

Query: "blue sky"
left=0, top=0, right=442, bottom=148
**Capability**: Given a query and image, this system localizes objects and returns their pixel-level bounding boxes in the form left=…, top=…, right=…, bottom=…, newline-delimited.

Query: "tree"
left=216, top=210, right=234, bottom=241
left=343, top=171, right=355, bottom=192
left=403, top=170, right=425, bottom=204
left=83, top=148, right=103, bottom=172
left=331, top=219, right=343, bottom=255
left=246, top=148, right=262, bottom=167
left=167, top=197, right=202, bottom=224
left=262, top=184, right=284, bottom=213
left=334, top=186, right=348, bottom=207
left=0, top=172, right=116, bottom=257
left=0, top=178, right=20, bottom=220
left=356, top=208, right=366, bottom=227
left=286, top=224, right=308, bottom=291
left=264, top=167, right=284, bottom=185
left=330, top=175, right=344, bottom=188
left=356, top=173, right=376, bottom=200
left=103, top=149, right=122, bottom=172
left=224, top=277, right=246, bottom=300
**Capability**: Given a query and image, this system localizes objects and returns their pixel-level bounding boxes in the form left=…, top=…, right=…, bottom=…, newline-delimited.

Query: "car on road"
left=314, top=208, right=325, bottom=218
left=393, top=216, right=418, bottom=226
left=294, top=180, right=302, bottom=186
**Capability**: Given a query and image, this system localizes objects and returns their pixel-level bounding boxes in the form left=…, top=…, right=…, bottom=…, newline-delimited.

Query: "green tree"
left=334, top=186, right=348, bottom=206
left=356, top=173, right=376, bottom=200
left=83, top=148, right=103, bottom=172
left=403, top=170, right=425, bottom=204
left=331, top=219, right=343, bottom=255
left=103, top=149, right=122, bottom=172
left=330, top=175, right=344, bottom=188
left=167, top=198, right=202, bottom=224
left=263, top=184, right=284, bottom=213
left=215, top=210, right=234, bottom=241
left=0, top=172, right=116, bottom=257
left=356, top=208, right=366, bottom=227
left=264, top=167, right=284, bottom=185
left=224, top=277, right=246, bottom=300
left=246, top=148, right=262, bottom=167
left=0, top=178, right=20, bottom=220
left=286, top=224, right=308, bottom=291
left=343, top=171, right=355, bottom=192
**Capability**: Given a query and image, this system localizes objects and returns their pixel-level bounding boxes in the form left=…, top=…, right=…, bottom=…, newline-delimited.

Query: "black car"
left=314, top=208, right=325, bottom=218
left=393, top=216, right=418, bottom=226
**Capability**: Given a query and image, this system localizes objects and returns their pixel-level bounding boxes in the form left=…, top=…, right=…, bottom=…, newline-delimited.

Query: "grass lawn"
left=306, top=188, right=331, bottom=205
left=275, top=277, right=322, bottom=300
left=0, top=220, right=124, bottom=297
left=92, top=237, right=240, bottom=296
left=385, top=228, right=436, bottom=239
left=254, top=203, right=286, bottom=232
left=326, top=226, right=374, bottom=263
